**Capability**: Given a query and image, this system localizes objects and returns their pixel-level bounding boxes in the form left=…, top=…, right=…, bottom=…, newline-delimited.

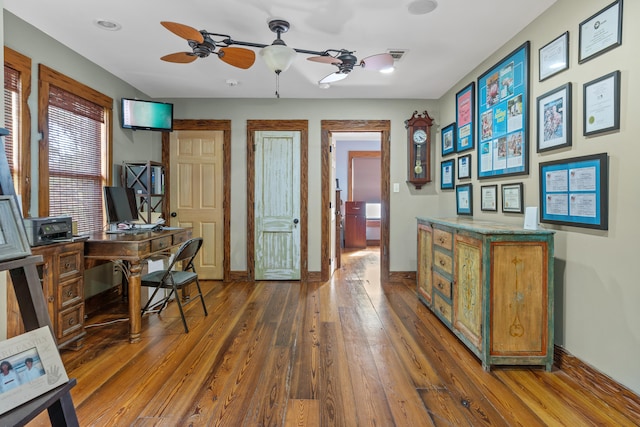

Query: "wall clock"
left=405, top=110, right=434, bottom=189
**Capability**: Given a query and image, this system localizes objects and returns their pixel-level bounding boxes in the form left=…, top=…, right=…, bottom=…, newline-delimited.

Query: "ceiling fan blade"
left=161, top=52, right=198, bottom=64
left=359, top=53, right=394, bottom=71
left=319, top=72, right=349, bottom=84
left=218, top=47, right=256, bottom=69
left=160, top=21, right=204, bottom=44
left=307, top=55, right=342, bottom=65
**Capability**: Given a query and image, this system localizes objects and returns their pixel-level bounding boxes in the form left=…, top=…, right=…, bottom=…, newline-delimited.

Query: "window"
left=38, top=64, right=113, bottom=233
left=3, top=47, right=32, bottom=215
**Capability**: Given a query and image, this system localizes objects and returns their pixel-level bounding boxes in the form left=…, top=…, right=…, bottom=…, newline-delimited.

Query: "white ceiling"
left=4, top=0, right=556, bottom=100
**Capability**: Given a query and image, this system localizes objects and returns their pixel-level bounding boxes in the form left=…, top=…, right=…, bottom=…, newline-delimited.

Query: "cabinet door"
left=489, top=241, right=548, bottom=357
left=417, top=224, right=433, bottom=304
left=453, top=234, right=483, bottom=349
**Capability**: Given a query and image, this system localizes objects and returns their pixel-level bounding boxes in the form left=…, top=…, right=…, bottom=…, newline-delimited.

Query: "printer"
left=23, top=216, right=73, bottom=246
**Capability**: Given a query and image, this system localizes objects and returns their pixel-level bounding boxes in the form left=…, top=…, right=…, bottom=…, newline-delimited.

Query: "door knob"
left=293, top=218, right=299, bottom=224
left=171, top=212, right=177, bottom=217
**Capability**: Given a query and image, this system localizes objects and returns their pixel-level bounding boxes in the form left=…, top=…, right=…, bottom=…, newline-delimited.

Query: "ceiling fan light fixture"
left=379, top=66, right=395, bottom=74
left=260, top=44, right=297, bottom=74
left=408, top=0, right=438, bottom=15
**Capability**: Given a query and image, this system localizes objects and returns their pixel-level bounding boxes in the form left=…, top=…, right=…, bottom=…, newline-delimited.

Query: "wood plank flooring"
left=28, top=248, right=640, bottom=426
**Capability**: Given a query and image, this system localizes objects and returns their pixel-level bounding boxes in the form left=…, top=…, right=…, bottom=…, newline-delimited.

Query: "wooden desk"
left=84, top=228, right=192, bottom=343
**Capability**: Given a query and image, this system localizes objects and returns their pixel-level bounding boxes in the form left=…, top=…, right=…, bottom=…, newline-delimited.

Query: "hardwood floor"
left=28, top=248, right=639, bottom=426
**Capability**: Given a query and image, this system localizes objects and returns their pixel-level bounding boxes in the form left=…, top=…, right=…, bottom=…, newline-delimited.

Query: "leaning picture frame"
left=537, top=83, right=572, bottom=152
left=0, top=195, right=31, bottom=262
left=0, top=326, right=70, bottom=416
left=501, top=182, right=524, bottom=213
left=578, top=0, right=623, bottom=64
left=440, top=159, right=455, bottom=190
left=441, top=122, right=456, bottom=156
left=456, top=183, right=473, bottom=216
left=583, top=70, right=620, bottom=136
left=539, top=32, right=569, bottom=81
left=455, top=82, right=475, bottom=153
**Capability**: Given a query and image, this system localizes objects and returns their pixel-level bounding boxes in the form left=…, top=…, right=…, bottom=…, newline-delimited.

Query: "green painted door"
left=254, top=131, right=301, bottom=280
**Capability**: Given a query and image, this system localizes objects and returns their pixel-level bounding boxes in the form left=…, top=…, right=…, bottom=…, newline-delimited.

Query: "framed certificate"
left=480, top=185, right=498, bottom=212
left=456, top=183, right=473, bottom=216
left=501, top=182, right=524, bottom=213
left=583, top=71, right=620, bottom=136
left=578, top=0, right=623, bottom=64
left=440, top=159, right=455, bottom=190
left=539, top=32, right=569, bottom=81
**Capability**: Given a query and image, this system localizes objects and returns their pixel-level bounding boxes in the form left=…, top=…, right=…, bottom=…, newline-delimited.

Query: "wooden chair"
left=140, top=237, right=208, bottom=332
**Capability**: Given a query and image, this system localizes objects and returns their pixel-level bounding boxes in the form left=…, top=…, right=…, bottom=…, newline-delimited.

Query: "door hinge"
left=253, top=143, right=256, bottom=152
left=330, top=201, right=332, bottom=209
left=329, top=145, right=333, bottom=152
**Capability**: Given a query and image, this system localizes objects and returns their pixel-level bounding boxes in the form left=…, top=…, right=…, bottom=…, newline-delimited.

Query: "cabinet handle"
left=437, top=282, right=444, bottom=290
left=439, top=259, right=446, bottom=266
left=66, top=290, right=74, bottom=298
left=439, top=237, right=445, bottom=243
left=65, top=262, right=71, bottom=269
left=68, top=318, right=76, bottom=326
left=48, top=296, right=54, bottom=303
left=439, top=305, right=445, bottom=313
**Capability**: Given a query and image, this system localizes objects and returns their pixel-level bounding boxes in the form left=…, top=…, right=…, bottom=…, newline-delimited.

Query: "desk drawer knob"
left=66, top=290, right=74, bottom=298
left=68, top=318, right=76, bottom=326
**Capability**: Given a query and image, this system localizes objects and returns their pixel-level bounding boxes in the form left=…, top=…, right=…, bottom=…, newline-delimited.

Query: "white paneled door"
left=254, top=131, right=301, bottom=280
left=170, top=130, right=224, bottom=279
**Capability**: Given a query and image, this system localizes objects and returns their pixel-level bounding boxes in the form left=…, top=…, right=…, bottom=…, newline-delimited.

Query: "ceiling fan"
left=160, top=20, right=394, bottom=86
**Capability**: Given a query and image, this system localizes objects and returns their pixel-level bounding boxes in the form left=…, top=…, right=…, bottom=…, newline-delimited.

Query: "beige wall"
left=3, top=0, right=640, bottom=395
left=438, top=0, right=640, bottom=394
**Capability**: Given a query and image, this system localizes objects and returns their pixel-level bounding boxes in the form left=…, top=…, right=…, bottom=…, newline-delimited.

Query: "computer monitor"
left=103, top=186, right=138, bottom=226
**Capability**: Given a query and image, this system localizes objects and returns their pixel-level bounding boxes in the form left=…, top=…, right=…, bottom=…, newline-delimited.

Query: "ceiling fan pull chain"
left=275, top=71, right=281, bottom=98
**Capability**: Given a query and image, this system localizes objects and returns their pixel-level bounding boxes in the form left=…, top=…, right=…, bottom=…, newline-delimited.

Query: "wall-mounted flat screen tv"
left=121, top=98, right=173, bottom=131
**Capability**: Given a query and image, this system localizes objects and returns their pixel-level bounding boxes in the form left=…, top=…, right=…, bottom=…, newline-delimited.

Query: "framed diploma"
left=578, top=0, right=623, bottom=64
left=537, top=83, right=572, bottom=152
left=457, top=154, right=471, bottom=180
left=501, top=182, right=524, bottom=213
left=440, top=159, right=455, bottom=190
left=480, top=185, right=498, bottom=212
left=477, top=42, right=529, bottom=179
left=539, top=153, right=609, bottom=230
left=539, top=32, right=569, bottom=81
left=456, top=183, right=473, bottom=216
left=583, top=70, right=620, bottom=136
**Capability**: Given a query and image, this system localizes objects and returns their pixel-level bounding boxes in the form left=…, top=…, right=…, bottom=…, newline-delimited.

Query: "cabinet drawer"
left=58, top=250, right=82, bottom=279
left=58, top=277, right=83, bottom=310
left=151, top=236, right=173, bottom=252
left=433, top=228, right=453, bottom=250
left=434, top=293, right=452, bottom=324
left=345, top=201, right=365, bottom=215
left=433, top=272, right=452, bottom=299
left=434, top=250, right=453, bottom=274
left=57, top=304, right=85, bottom=340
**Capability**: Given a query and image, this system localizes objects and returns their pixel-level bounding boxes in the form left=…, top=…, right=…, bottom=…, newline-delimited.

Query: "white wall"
left=438, top=0, right=640, bottom=394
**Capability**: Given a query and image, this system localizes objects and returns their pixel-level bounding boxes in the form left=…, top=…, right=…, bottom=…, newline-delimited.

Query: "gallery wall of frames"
left=440, top=0, right=621, bottom=230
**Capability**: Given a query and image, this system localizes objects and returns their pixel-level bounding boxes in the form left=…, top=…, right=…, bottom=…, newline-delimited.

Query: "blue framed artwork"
left=440, top=159, right=455, bottom=190
left=455, top=82, right=475, bottom=153
left=477, top=41, right=530, bottom=179
left=539, top=153, right=608, bottom=230
left=456, top=183, right=473, bottom=216
left=441, top=122, right=456, bottom=156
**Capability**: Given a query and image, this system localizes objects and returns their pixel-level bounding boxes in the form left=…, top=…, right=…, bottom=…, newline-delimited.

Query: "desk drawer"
left=57, top=304, right=84, bottom=340
left=433, top=272, right=452, bottom=299
left=433, top=228, right=453, bottom=250
left=58, top=277, right=83, bottom=310
left=434, top=293, right=452, bottom=324
left=434, top=250, right=453, bottom=275
left=58, top=248, right=83, bottom=279
left=173, top=231, right=191, bottom=245
left=151, top=236, right=173, bottom=252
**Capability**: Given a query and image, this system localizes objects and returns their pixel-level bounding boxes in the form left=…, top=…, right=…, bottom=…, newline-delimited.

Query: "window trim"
left=4, top=47, right=32, bottom=216
left=37, top=64, right=113, bottom=218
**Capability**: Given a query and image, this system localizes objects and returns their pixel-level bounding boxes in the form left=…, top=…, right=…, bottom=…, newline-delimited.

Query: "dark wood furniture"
left=405, top=110, right=434, bottom=189
left=344, top=201, right=366, bottom=248
left=1, top=256, right=79, bottom=426
left=84, top=227, right=192, bottom=343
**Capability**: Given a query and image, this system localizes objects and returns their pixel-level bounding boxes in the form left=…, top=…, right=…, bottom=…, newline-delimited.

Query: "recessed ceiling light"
left=318, top=83, right=330, bottom=89
left=408, top=0, right=438, bottom=15
left=94, top=19, right=122, bottom=31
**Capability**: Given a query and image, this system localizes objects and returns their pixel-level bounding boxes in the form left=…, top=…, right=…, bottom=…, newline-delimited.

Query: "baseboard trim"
left=228, top=271, right=249, bottom=281
left=307, top=271, right=322, bottom=282
left=388, top=271, right=416, bottom=284
left=554, top=345, right=640, bottom=419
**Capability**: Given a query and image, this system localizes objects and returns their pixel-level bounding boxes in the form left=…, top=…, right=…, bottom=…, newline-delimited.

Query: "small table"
left=84, top=228, right=192, bottom=343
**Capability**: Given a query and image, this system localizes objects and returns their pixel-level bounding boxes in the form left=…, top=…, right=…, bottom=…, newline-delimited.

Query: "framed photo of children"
left=537, top=83, right=572, bottom=152
left=539, top=153, right=608, bottom=230
left=0, top=326, right=69, bottom=416
left=441, top=123, right=456, bottom=156
left=455, top=82, right=475, bottom=153
left=477, top=41, right=530, bottom=179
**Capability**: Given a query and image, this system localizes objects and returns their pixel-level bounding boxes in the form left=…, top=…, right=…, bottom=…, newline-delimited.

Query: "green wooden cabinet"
left=417, top=217, right=555, bottom=371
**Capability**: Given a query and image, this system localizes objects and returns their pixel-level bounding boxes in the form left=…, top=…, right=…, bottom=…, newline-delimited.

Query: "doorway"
left=320, top=120, right=391, bottom=282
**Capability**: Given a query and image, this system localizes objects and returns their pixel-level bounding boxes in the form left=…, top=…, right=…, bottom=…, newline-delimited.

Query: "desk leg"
left=128, top=261, right=143, bottom=343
